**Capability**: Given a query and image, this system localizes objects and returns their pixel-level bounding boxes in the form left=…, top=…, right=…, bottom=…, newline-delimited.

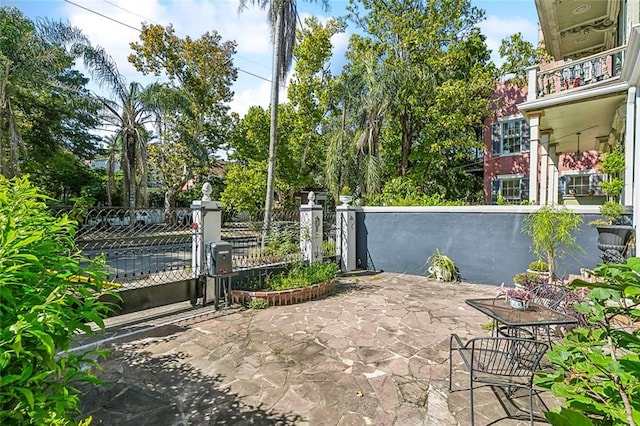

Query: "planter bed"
left=231, top=279, right=335, bottom=307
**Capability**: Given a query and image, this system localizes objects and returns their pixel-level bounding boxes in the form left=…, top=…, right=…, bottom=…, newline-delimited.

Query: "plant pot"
left=595, top=225, right=633, bottom=254
left=428, top=265, right=451, bottom=282
left=339, top=195, right=353, bottom=206
left=507, top=297, right=529, bottom=311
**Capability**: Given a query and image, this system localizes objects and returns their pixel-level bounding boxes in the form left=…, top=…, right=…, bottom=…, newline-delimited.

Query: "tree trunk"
left=263, top=4, right=284, bottom=242
left=164, top=186, right=178, bottom=226
left=400, top=109, right=412, bottom=177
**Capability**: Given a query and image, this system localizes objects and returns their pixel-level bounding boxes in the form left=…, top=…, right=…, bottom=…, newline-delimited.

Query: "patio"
left=77, top=272, right=562, bottom=425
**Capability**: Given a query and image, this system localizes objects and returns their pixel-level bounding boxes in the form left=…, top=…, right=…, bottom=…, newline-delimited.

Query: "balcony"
left=535, top=46, right=625, bottom=99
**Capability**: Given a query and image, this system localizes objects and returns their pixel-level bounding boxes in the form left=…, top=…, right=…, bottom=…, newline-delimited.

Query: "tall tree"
left=128, top=23, right=237, bottom=221
left=0, top=7, right=100, bottom=179
left=343, top=0, right=496, bottom=203
left=238, top=0, right=330, bottom=236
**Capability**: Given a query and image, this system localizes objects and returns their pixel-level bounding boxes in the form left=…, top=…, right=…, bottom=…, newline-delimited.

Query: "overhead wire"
left=62, top=0, right=272, bottom=83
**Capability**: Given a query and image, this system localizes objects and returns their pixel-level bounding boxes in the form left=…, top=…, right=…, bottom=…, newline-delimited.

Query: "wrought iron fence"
left=54, top=207, right=194, bottom=289
left=224, top=210, right=302, bottom=270
left=323, top=211, right=337, bottom=259
left=54, top=206, right=306, bottom=289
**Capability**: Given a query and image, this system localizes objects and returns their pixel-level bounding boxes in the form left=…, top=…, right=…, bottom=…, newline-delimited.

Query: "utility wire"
left=62, top=0, right=272, bottom=83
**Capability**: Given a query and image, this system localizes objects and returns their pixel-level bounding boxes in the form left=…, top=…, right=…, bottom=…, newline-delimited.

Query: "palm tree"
left=239, top=0, right=329, bottom=236
left=82, top=46, right=151, bottom=214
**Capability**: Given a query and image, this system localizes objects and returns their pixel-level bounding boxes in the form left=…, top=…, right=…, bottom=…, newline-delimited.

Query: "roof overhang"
left=535, top=0, right=620, bottom=60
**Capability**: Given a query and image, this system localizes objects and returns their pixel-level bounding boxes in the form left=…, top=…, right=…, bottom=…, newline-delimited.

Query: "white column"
left=300, top=192, right=323, bottom=264
left=624, top=86, right=636, bottom=208
left=631, top=87, right=640, bottom=234
left=526, top=66, right=538, bottom=102
left=539, top=133, right=549, bottom=205
left=548, top=143, right=559, bottom=204
left=336, top=200, right=356, bottom=272
left=528, top=113, right=541, bottom=204
left=191, top=183, right=222, bottom=278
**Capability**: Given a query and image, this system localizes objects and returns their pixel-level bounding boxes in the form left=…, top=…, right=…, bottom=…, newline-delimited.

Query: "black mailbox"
left=206, top=241, right=233, bottom=276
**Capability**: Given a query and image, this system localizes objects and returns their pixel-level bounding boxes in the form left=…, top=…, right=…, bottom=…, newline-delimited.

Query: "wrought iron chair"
left=449, top=334, right=549, bottom=425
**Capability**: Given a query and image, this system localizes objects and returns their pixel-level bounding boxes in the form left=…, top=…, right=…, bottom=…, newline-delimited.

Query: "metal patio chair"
left=449, top=334, right=549, bottom=425
left=497, top=283, right=567, bottom=343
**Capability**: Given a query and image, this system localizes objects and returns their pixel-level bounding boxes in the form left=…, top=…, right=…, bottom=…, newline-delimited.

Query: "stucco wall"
left=355, top=205, right=606, bottom=286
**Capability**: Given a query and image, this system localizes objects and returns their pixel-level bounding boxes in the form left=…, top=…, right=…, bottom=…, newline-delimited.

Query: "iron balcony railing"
left=535, top=45, right=626, bottom=98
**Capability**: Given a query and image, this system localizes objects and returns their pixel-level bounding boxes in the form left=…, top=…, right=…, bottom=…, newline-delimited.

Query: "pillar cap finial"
left=202, top=182, right=212, bottom=201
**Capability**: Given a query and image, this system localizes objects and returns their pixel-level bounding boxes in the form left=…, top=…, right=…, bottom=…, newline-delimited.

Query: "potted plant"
left=496, top=286, right=534, bottom=310
left=591, top=144, right=634, bottom=255
left=522, top=205, right=584, bottom=281
left=339, top=185, right=353, bottom=205
left=526, top=259, right=550, bottom=278
left=427, top=249, right=460, bottom=282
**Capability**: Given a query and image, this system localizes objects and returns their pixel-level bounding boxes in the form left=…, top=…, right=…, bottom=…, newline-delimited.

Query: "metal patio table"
left=465, top=297, right=577, bottom=334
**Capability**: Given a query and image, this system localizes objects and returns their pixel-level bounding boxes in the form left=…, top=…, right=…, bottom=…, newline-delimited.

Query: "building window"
left=491, top=175, right=529, bottom=204
left=490, top=117, right=530, bottom=156
left=559, top=172, right=604, bottom=196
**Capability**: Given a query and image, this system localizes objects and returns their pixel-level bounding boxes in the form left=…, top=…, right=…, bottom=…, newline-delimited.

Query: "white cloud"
left=478, top=15, right=539, bottom=65
left=229, top=80, right=272, bottom=117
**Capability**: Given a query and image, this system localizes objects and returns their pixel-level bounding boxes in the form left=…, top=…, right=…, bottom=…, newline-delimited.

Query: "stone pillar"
left=191, top=182, right=222, bottom=278
left=300, top=191, right=323, bottom=264
left=528, top=112, right=542, bottom=204
left=336, top=198, right=356, bottom=272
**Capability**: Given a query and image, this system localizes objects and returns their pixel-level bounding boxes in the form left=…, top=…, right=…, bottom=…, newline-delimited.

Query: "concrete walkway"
left=77, top=272, right=560, bottom=425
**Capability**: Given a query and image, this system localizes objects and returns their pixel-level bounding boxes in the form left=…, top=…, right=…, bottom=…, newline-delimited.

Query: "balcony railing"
left=535, top=45, right=626, bottom=98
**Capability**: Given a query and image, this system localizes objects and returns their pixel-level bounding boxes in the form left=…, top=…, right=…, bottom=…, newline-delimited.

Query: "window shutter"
left=558, top=175, right=568, bottom=196
left=519, top=177, right=529, bottom=202
left=491, top=123, right=501, bottom=155
left=491, top=179, right=500, bottom=204
left=589, top=173, right=605, bottom=195
left=520, top=119, right=530, bottom=152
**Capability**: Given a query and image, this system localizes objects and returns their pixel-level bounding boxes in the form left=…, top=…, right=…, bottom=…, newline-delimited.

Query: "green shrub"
left=268, top=261, right=339, bottom=291
left=0, top=176, right=118, bottom=425
left=248, top=298, right=269, bottom=309
left=528, top=259, right=549, bottom=272
left=536, top=258, right=640, bottom=425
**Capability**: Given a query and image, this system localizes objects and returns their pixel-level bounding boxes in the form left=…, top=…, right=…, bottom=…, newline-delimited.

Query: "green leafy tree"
left=238, top=0, right=330, bottom=236
left=0, top=175, right=117, bottom=425
left=340, top=0, right=495, bottom=202
left=129, top=23, right=237, bottom=220
left=536, top=258, right=640, bottom=425
left=0, top=8, right=101, bottom=178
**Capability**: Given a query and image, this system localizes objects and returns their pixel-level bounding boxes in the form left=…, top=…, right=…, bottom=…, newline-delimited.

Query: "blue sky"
left=3, top=0, right=539, bottom=116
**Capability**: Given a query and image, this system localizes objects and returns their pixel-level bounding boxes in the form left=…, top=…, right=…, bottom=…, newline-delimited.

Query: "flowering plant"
left=340, top=185, right=351, bottom=195
left=496, top=285, right=533, bottom=301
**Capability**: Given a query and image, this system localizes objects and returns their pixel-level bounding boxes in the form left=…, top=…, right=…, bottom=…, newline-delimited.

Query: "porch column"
left=300, top=192, right=323, bottom=264
left=624, top=87, right=636, bottom=208
left=528, top=112, right=542, bottom=204
left=630, top=86, right=640, bottom=231
left=539, top=133, right=550, bottom=205
left=548, top=142, right=559, bottom=204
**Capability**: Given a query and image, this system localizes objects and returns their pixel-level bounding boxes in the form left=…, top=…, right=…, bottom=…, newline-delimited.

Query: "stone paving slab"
left=77, top=273, right=561, bottom=425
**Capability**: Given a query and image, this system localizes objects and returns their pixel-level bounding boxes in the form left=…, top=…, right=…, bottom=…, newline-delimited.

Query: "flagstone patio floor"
left=76, top=272, right=562, bottom=425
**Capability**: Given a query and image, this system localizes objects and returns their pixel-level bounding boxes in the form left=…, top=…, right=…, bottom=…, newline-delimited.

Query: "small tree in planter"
left=522, top=205, right=584, bottom=281
left=591, top=144, right=634, bottom=256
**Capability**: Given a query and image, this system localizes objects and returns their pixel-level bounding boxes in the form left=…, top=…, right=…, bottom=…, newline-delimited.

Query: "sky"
left=2, top=0, right=540, bottom=117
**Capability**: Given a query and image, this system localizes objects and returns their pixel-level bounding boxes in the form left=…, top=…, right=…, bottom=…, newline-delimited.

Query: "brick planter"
left=231, top=280, right=336, bottom=307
